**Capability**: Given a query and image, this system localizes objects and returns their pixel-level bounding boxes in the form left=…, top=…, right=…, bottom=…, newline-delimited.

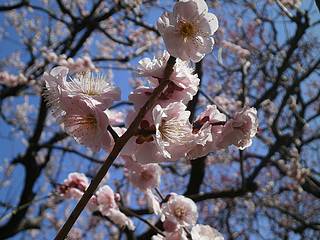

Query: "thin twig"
left=199, top=88, right=231, bottom=118
left=0, top=194, right=52, bottom=224
left=155, top=187, right=165, bottom=202
left=275, top=0, right=294, bottom=20
left=122, top=207, right=165, bottom=236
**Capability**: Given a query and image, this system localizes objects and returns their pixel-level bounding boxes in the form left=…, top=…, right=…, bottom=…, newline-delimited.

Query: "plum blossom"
left=152, top=229, right=187, bottom=240
left=43, top=66, right=119, bottom=152
left=58, top=172, right=89, bottom=199
left=213, top=95, right=242, bottom=115
left=58, top=173, right=135, bottom=230
left=43, top=66, right=120, bottom=111
left=216, top=107, right=258, bottom=150
left=161, top=194, right=198, bottom=227
left=221, top=40, right=250, bottom=60
left=122, top=102, right=194, bottom=163
left=157, top=0, right=218, bottom=62
left=42, top=49, right=98, bottom=73
left=187, top=105, right=226, bottom=159
left=87, top=195, right=99, bottom=211
left=106, top=209, right=135, bottom=231
left=0, top=71, right=27, bottom=87
left=60, top=96, right=112, bottom=152
left=96, top=186, right=135, bottom=230
left=145, top=189, right=162, bottom=214
left=96, top=185, right=118, bottom=214
left=191, top=224, right=224, bottom=240
left=137, top=51, right=199, bottom=104
left=126, top=162, right=162, bottom=191
left=153, top=102, right=195, bottom=160
left=123, top=157, right=162, bottom=213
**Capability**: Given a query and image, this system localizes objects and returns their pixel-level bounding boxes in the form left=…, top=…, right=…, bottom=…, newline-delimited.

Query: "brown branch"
left=0, top=0, right=28, bottom=11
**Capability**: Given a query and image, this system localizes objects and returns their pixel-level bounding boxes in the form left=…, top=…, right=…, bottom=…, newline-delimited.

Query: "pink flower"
left=128, top=87, right=153, bottom=111
left=191, top=224, right=224, bottom=240
left=87, top=195, right=98, bottom=211
left=152, top=229, right=187, bottom=240
left=161, top=194, right=198, bottom=227
left=43, top=66, right=69, bottom=119
left=213, top=96, right=242, bottom=115
left=216, top=107, right=258, bottom=150
left=43, top=66, right=120, bottom=111
left=96, top=185, right=118, bottom=214
left=222, top=40, right=250, bottom=59
left=163, top=218, right=178, bottom=232
left=137, top=51, right=199, bottom=104
left=106, top=209, right=135, bottom=230
left=126, top=162, right=162, bottom=191
left=59, top=172, right=89, bottom=199
left=187, top=105, right=226, bottom=159
left=145, top=189, right=161, bottom=214
left=105, top=109, right=125, bottom=126
left=123, top=102, right=194, bottom=164
left=153, top=102, right=195, bottom=160
left=157, top=0, right=218, bottom=62
left=0, top=71, right=27, bottom=87
left=60, top=96, right=112, bottom=152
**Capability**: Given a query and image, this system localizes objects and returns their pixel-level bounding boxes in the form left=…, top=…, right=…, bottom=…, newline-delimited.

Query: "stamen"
left=159, top=117, right=191, bottom=143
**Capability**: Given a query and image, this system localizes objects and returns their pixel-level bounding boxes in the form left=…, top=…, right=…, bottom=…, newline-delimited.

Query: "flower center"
left=67, top=114, right=98, bottom=132
left=71, top=72, right=110, bottom=96
left=174, top=206, right=186, bottom=219
left=140, top=169, right=153, bottom=181
left=159, top=117, right=191, bottom=144
left=179, top=20, right=196, bottom=38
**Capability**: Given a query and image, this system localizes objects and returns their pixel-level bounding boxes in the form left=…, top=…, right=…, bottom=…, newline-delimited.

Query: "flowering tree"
left=0, top=0, right=319, bottom=239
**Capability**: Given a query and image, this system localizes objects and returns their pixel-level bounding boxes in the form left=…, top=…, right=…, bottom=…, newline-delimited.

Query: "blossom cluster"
left=0, top=71, right=27, bottom=87
left=221, top=40, right=250, bottom=60
left=123, top=158, right=223, bottom=239
left=43, top=0, right=260, bottom=238
left=58, top=172, right=135, bottom=230
left=42, top=48, right=97, bottom=73
left=43, top=66, right=120, bottom=152
left=152, top=193, right=223, bottom=240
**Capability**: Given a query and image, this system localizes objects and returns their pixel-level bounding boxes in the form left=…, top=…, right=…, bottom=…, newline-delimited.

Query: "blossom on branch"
left=191, top=224, right=224, bottom=240
left=0, top=71, right=27, bottom=87
left=153, top=102, right=195, bottom=160
left=58, top=173, right=135, bottom=230
left=123, top=102, right=194, bottom=164
left=96, top=185, right=118, bottom=213
left=152, top=229, right=187, bottom=240
left=187, top=104, right=226, bottom=159
left=43, top=66, right=120, bottom=111
left=216, top=107, right=258, bottom=150
left=126, top=162, right=162, bottom=191
left=57, top=172, right=89, bottom=199
left=138, top=51, right=199, bottom=104
left=157, top=0, right=218, bottom=62
left=161, top=194, right=198, bottom=228
left=60, top=96, right=112, bottom=152
left=43, top=66, right=120, bottom=152
left=106, top=208, right=135, bottom=231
